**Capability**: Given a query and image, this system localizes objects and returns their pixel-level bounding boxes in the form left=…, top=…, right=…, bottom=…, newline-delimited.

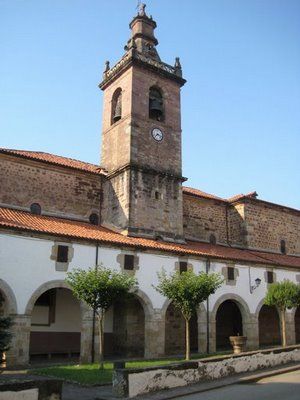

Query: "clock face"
left=151, top=128, right=164, bottom=142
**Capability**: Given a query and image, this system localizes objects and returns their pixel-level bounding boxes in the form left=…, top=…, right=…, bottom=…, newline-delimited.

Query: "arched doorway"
left=111, top=295, right=145, bottom=358
left=295, top=307, right=300, bottom=344
left=216, top=300, right=243, bottom=350
left=29, top=288, right=81, bottom=360
left=165, top=302, right=198, bottom=355
left=259, top=305, right=281, bottom=347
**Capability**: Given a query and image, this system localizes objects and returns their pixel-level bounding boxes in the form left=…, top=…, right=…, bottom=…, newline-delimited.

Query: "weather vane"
left=136, top=1, right=146, bottom=16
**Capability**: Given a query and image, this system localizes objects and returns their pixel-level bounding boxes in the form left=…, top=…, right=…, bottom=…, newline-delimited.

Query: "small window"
left=111, top=88, right=122, bottom=125
left=228, top=267, right=235, bottom=281
left=149, top=87, right=164, bottom=121
left=57, top=245, right=69, bottom=263
left=30, top=203, right=41, bottom=215
left=179, top=261, right=188, bottom=274
left=280, top=240, right=286, bottom=255
left=209, top=234, right=216, bottom=245
left=124, top=254, right=135, bottom=270
left=89, top=213, right=99, bottom=225
left=267, top=271, right=274, bottom=284
left=155, top=191, right=160, bottom=200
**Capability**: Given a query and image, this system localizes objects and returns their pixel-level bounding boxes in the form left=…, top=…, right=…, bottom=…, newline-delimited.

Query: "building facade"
left=0, top=5, right=300, bottom=366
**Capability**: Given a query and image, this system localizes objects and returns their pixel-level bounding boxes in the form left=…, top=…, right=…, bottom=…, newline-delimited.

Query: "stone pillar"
left=144, top=309, right=165, bottom=358
left=244, top=314, right=259, bottom=350
left=79, top=307, right=94, bottom=364
left=6, top=314, right=31, bottom=367
left=197, top=307, right=208, bottom=354
left=208, top=313, right=216, bottom=353
left=285, top=311, right=296, bottom=346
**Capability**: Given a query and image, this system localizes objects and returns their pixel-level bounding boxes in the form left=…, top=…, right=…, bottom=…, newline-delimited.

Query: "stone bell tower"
left=100, top=4, right=186, bottom=242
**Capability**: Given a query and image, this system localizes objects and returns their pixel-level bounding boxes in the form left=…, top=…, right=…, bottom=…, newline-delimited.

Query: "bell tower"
left=100, top=4, right=186, bottom=242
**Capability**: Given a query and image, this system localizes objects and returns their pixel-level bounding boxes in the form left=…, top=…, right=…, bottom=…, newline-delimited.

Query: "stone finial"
left=138, top=3, right=146, bottom=16
left=104, top=60, right=110, bottom=73
left=174, top=57, right=182, bottom=77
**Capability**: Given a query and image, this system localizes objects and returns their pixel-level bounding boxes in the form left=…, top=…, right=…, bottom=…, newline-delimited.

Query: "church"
left=1, top=5, right=300, bottom=367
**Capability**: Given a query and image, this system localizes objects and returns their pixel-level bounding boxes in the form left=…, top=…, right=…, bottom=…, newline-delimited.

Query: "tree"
left=0, top=293, right=13, bottom=362
left=154, top=269, right=223, bottom=360
left=264, top=280, right=300, bottom=347
left=66, top=266, right=137, bottom=367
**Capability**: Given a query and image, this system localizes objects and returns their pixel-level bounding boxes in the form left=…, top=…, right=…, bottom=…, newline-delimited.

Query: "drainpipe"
left=91, top=242, right=99, bottom=363
left=206, top=258, right=210, bottom=354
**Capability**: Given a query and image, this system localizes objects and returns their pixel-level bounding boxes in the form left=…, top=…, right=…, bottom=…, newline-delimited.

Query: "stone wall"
left=0, top=377, right=62, bottom=400
left=0, top=155, right=102, bottom=221
left=243, top=200, right=300, bottom=255
left=113, top=346, right=300, bottom=397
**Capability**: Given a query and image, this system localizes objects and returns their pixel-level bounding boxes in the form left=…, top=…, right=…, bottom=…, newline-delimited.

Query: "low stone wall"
left=0, top=377, right=62, bottom=400
left=112, top=345, right=300, bottom=398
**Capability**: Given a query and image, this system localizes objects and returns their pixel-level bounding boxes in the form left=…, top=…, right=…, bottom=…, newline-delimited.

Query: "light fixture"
left=250, top=278, right=261, bottom=293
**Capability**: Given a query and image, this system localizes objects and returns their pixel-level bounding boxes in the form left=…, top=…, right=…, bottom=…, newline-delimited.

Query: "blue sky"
left=1, top=0, right=299, bottom=208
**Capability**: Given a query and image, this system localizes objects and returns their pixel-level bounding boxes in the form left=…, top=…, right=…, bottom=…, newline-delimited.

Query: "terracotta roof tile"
left=1, top=207, right=299, bottom=269
left=183, top=187, right=226, bottom=202
left=0, top=148, right=106, bottom=176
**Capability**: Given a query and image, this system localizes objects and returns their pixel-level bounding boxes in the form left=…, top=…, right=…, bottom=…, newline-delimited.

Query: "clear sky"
left=1, top=0, right=299, bottom=209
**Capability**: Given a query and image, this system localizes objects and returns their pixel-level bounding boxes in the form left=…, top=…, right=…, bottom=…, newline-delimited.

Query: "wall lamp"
left=250, top=278, right=261, bottom=293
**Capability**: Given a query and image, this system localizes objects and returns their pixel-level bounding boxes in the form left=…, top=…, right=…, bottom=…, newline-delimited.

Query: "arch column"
left=6, top=314, right=31, bottom=367
left=197, top=304, right=207, bottom=354
left=145, top=309, right=165, bottom=358
left=285, top=309, right=296, bottom=346
left=79, top=304, right=94, bottom=364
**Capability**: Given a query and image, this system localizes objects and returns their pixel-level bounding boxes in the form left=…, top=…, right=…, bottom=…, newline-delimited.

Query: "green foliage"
left=66, top=266, right=137, bottom=314
left=0, top=294, right=13, bottom=355
left=155, top=270, right=223, bottom=320
left=265, top=280, right=300, bottom=311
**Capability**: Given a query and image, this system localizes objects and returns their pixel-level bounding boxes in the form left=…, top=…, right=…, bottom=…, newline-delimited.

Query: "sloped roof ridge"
left=0, top=148, right=106, bottom=176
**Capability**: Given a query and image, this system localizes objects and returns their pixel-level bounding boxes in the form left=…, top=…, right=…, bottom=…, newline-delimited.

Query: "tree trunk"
left=185, top=318, right=190, bottom=361
left=97, top=310, right=105, bottom=369
left=280, top=308, right=287, bottom=347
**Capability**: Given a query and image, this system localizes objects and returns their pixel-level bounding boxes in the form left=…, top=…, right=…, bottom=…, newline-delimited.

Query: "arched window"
left=30, top=203, right=41, bottom=215
left=280, top=239, right=286, bottom=254
left=209, top=234, right=217, bottom=245
left=111, top=88, right=122, bottom=125
left=89, top=213, right=99, bottom=226
left=149, top=87, right=164, bottom=121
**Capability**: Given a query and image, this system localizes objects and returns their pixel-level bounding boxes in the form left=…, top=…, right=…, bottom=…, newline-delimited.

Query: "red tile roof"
left=183, top=187, right=226, bottom=202
left=1, top=207, right=299, bottom=269
left=0, top=148, right=106, bottom=176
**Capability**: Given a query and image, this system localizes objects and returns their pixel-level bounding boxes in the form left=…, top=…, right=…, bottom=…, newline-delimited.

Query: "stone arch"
left=25, top=280, right=71, bottom=315
left=0, top=279, right=18, bottom=315
left=210, top=293, right=252, bottom=352
left=26, top=280, right=83, bottom=360
left=132, top=288, right=154, bottom=321
left=256, top=300, right=281, bottom=348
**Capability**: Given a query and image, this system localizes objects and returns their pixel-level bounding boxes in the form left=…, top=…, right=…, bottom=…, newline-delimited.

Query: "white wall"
left=1, top=232, right=299, bottom=326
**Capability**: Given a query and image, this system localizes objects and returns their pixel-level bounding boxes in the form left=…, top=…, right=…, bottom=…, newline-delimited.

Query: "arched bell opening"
left=29, top=288, right=81, bottom=361
left=149, top=86, right=164, bottom=121
left=111, top=88, right=122, bottom=125
left=216, top=300, right=243, bottom=350
left=258, top=305, right=281, bottom=347
left=165, top=302, right=198, bottom=356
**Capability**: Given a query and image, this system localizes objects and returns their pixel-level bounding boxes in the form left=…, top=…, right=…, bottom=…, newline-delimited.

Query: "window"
left=124, top=254, right=135, bottom=270
left=149, top=87, right=164, bottom=121
left=179, top=261, right=188, bottom=274
left=155, top=191, right=161, bottom=200
left=30, top=203, right=41, bottom=215
left=209, top=234, right=216, bottom=245
left=111, top=88, right=122, bottom=124
left=89, top=213, right=99, bottom=225
left=267, top=271, right=274, bottom=284
left=57, top=245, right=69, bottom=263
left=228, top=267, right=235, bottom=281
left=280, top=240, right=286, bottom=255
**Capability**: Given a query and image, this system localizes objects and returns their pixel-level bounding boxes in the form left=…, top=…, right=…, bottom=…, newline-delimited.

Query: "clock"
left=151, top=128, right=164, bottom=142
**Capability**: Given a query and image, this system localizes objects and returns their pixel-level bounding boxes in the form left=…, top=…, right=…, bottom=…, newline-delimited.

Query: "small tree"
left=155, top=269, right=223, bottom=360
left=66, top=266, right=137, bottom=368
left=264, top=280, right=300, bottom=347
left=0, top=294, right=13, bottom=362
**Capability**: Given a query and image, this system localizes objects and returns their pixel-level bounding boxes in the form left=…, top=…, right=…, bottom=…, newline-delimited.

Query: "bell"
left=149, top=98, right=163, bottom=120
left=113, top=98, right=122, bottom=123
